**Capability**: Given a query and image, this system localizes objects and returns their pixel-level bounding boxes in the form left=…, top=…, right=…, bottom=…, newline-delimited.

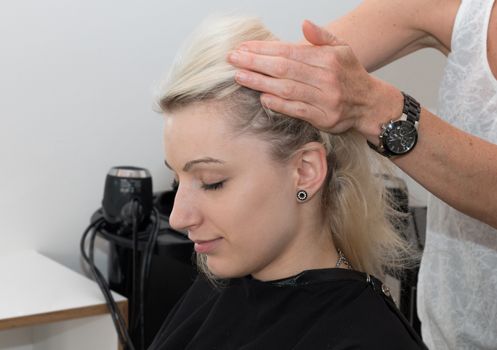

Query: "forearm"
left=396, top=110, right=497, bottom=228
left=324, top=2, right=422, bottom=71
left=323, top=0, right=455, bottom=71
left=364, top=83, right=497, bottom=229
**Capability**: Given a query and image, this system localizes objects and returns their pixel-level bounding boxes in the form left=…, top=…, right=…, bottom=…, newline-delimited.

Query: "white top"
left=417, top=0, right=497, bottom=349
left=0, top=250, right=125, bottom=323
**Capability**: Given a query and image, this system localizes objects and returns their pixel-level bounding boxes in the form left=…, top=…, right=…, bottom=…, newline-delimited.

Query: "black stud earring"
left=296, top=190, right=308, bottom=202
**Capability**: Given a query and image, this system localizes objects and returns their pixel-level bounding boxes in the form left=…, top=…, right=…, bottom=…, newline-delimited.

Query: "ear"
left=292, top=142, right=328, bottom=199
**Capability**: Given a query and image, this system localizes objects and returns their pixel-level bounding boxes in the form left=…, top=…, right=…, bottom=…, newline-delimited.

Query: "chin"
left=206, top=257, right=248, bottom=279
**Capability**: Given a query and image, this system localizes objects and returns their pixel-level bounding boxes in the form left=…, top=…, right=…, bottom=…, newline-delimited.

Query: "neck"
left=251, top=223, right=339, bottom=282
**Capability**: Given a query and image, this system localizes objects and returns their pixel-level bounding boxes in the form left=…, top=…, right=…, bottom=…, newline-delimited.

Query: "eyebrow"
left=164, top=157, right=225, bottom=172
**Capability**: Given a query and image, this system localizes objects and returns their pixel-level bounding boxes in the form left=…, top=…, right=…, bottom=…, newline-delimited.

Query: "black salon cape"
left=148, top=268, right=427, bottom=350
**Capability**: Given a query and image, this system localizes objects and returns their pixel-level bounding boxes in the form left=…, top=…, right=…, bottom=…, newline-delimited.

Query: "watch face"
left=383, top=120, right=418, bottom=155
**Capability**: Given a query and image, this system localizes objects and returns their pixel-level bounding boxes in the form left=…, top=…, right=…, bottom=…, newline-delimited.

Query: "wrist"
left=356, top=78, right=404, bottom=146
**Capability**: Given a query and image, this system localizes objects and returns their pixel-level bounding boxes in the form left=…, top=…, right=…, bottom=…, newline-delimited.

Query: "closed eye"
left=201, top=181, right=225, bottom=191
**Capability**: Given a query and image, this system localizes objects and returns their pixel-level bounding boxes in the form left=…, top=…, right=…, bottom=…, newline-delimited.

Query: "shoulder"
left=288, top=273, right=426, bottom=349
left=330, top=276, right=426, bottom=348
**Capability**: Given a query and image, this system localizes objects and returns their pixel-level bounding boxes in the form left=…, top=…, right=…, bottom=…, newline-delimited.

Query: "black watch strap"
left=402, top=91, right=421, bottom=124
left=367, top=139, right=395, bottom=158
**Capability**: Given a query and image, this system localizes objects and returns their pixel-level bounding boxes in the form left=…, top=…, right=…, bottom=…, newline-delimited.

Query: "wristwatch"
left=368, top=92, right=421, bottom=158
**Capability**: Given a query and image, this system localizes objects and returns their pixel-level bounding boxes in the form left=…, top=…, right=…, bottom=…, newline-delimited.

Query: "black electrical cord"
left=88, top=226, right=133, bottom=348
left=86, top=221, right=134, bottom=350
left=125, top=201, right=160, bottom=350
left=138, top=207, right=160, bottom=349
left=82, top=203, right=160, bottom=350
left=80, top=218, right=136, bottom=350
left=130, top=203, right=139, bottom=346
left=82, top=220, right=124, bottom=340
left=131, top=206, right=160, bottom=350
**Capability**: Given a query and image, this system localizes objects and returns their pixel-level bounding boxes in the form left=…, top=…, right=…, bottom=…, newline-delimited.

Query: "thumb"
left=302, top=20, right=344, bottom=46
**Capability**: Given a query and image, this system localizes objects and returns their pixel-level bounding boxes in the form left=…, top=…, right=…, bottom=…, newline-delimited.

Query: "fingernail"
left=228, top=52, right=239, bottom=63
left=304, top=19, right=317, bottom=27
left=304, top=19, right=312, bottom=25
left=236, top=71, right=248, bottom=82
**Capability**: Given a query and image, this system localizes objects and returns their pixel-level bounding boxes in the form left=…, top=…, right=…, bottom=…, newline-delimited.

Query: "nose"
left=168, top=184, right=201, bottom=232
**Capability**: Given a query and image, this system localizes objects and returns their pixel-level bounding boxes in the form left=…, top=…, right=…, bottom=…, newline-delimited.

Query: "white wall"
left=0, top=0, right=445, bottom=273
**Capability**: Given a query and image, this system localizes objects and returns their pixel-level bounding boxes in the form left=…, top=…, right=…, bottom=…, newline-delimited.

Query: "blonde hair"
left=158, top=15, right=415, bottom=278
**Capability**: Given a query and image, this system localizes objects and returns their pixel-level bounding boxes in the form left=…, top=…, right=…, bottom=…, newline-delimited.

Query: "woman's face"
left=163, top=101, right=303, bottom=280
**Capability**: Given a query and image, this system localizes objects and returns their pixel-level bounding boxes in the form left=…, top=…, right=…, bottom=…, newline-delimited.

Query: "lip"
left=192, top=237, right=223, bottom=254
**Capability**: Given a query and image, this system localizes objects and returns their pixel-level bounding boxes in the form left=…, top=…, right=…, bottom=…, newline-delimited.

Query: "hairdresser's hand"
left=227, top=20, right=402, bottom=139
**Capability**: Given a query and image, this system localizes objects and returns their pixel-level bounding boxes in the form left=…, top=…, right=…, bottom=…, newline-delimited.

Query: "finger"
left=228, top=50, right=324, bottom=86
left=260, top=93, right=326, bottom=123
left=234, top=69, right=323, bottom=104
left=302, top=20, right=345, bottom=46
left=234, top=40, right=325, bottom=66
left=262, top=93, right=353, bottom=134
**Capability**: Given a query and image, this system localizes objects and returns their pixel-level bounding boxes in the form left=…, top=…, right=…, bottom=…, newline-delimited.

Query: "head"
left=158, top=16, right=412, bottom=280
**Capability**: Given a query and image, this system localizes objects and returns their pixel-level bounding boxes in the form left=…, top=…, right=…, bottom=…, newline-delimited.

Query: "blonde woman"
left=149, top=16, right=426, bottom=350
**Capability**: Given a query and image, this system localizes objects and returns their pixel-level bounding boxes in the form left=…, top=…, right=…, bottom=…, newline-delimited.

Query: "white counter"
left=0, top=250, right=127, bottom=350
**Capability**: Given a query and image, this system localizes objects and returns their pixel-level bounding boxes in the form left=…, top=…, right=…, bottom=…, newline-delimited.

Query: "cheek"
left=206, top=181, right=298, bottom=278
left=218, top=169, right=298, bottom=251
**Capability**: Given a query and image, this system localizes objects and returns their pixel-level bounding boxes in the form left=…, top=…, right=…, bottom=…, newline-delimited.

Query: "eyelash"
left=170, top=179, right=225, bottom=191
left=201, top=181, right=225, bottom=191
